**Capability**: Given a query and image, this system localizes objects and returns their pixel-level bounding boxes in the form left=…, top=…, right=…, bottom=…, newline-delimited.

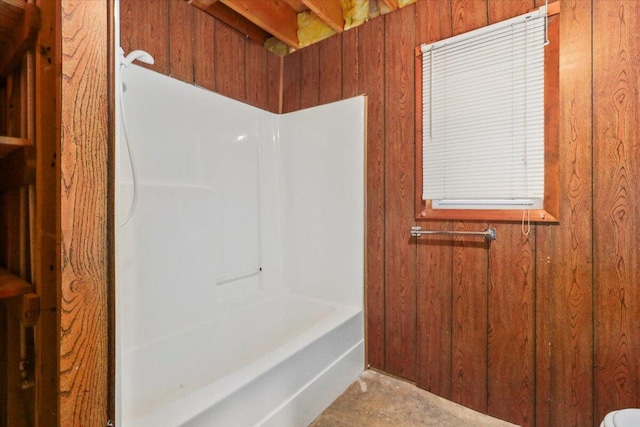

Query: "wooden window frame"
left=415, top=5, right=560, bottom=223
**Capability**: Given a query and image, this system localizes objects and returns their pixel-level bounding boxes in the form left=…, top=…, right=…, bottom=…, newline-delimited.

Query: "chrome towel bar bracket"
left=411, top=226, right=497, bottom=241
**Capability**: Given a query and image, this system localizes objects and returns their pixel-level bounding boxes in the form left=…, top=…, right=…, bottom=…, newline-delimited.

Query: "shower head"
left=120, top=48, right=155, bottom=67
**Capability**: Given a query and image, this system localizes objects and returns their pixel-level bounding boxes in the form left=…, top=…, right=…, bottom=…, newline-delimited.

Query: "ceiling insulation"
left=188, top=0, right=419, bottom=54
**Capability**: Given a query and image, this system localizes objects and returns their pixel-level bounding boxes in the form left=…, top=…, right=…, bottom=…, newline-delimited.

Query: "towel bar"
left=411, top=226, right=497, bottom=241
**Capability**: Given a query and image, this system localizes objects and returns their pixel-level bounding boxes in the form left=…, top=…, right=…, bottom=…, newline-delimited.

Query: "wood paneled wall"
left=120, top=0, right=281, bottom=113
left=118, top=1, right=640, bottom=426
left=281, top=1, right=639, bottom=426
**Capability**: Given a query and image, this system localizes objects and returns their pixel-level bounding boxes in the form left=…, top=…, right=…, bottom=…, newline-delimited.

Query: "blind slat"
left=421, top=9, right=546, bottom=205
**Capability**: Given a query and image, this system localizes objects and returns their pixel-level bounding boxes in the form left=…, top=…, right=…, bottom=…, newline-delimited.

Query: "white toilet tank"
left=600, top=408, right=640, bottom=427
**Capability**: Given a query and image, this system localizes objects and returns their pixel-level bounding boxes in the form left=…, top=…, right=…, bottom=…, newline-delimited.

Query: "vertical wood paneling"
left=193, top=10, right=216, bottom=91
left=267, top=54, right=282, bottom=113
left=119, top=0, right=169, bottom=75
left=300, top=43, right=320, bottom=109
left=415, top=0, right=454, bottom=400
left=115, top=4, right=640, bottom=427
left=169, top=0, right=194, bottom=83
left=341, top=28, right=359, bottom=98
left=534, top=13, right=560, bottom=427
left=485, top=3, right=536, bottom=426
left=59, top=0, right=110, bottom=424
left=358, top=17, right=386, bottom=371
left=452, top=0, right=489, bottom=36
left=383, top=5, right=416, bottom=380
left=593, top=0, right=640, bottom=421
left=282, top=52, right=301, bottom=113
left=449, top=0, right=489, bottom=414
left=487, top=0, right=533, bottom=22
left=535, top=222, right=554, bottom=427
left=214, top=22, right=246, bottom=102
left=451, top=223, right=489, bottom=413
left=546, top=1, right=594, bottom=425
left=318, top=36, right=343, bottom=104
left=192, top=13, right=216, bottom=91
left=416, top=0, right=452, bottom=44
left=245, top=41, right=269, bottom=110
left=488, top=225, right=535, bottom=427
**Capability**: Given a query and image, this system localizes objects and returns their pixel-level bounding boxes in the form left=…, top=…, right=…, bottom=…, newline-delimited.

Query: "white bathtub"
left=116, top=64, right=366, bottom=426
left=122, top=294, right=364, bottom=427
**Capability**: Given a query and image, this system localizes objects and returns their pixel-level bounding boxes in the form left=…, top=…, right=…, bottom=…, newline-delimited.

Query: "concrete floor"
left=310, top=370, right=520, bottom=427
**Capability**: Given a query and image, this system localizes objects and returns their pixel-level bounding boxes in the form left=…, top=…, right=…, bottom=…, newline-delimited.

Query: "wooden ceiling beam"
left=283, top=0, right=307, bottom=13
left=0, top=3, right=40, bottom=77
left=188, top=0, right=218, bottom=9
left=220, top=0, right=300, bottom=49
left=382, top=0, right=398, bottom=11
left=301, top=0, right=344, bottom=33
left=190, top=0, right=270, bottom=46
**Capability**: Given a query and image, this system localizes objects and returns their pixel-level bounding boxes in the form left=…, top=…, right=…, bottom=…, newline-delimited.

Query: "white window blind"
left=421, top=8, right=547, bottom=209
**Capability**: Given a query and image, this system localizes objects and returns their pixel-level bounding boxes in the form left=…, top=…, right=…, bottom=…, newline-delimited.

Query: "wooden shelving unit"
left=0, top=1, right=40, bottom=77
left=0, top=135, right=31, bottom=159
left=0, top=267, right=32, bottom=299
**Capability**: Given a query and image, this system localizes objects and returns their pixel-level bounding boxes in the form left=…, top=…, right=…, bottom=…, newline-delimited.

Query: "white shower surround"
left=116, top=65, right=365, bottom=426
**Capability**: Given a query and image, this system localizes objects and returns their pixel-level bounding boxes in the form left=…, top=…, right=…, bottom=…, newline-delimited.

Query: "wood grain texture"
left=34, top=0, right=59, bottom=423
left=485, top=3, right=536, bottom=426
left=415, top=0, right=453, bottom=400
left=450, top=222, right=489, bottom=413
left=358, top=16, right=385, bottom=371
left=300, top=42, right=320, bottom=109
left=593, top=0, right=640, bottom=421
left=214, top=20, right=246, bottom=102
left=119, top=0, right=169, bottom=74
left=281, top=51, right=301, bottom=113
left=487, top=0, right=533, bottom=23
left=193, top=8, right=216, bottom=91
left=546, top=1, right=594, bottom=425
left=244, top=40, right=269, bottom=110
left=383, top=4, right=416, bottom=380
left=169, top=0, right=194, bottom=83
left=266, top=53, right=282, bottom=113
left=341, top=28, right=358, bottom=98
left=487, top=225, right=535, bottom=427
left=416, top=0, right=452, bottom=44
left=415, top=225, right=454, bottom=398
left=448, top=0, right=489, bottom=414
left=59, top=0, right=110, bottom=425
left=318, top=35, right=342, bottom=105
left=534, top=223, right=554, bottom=427
left=113, top=3, right=640, bottom=426
left=452, top=0, right=489, bottom=36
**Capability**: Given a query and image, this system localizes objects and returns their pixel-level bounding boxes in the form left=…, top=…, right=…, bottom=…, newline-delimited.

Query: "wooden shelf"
left=0, top=135, right=31, bottom=159
left=0, top=267, right=33, bottom=300
left=0, top=1, right=40, bottom=77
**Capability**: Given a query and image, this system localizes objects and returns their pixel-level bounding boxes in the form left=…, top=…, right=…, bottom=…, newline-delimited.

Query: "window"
left=415, top=4, right=559, bottom=222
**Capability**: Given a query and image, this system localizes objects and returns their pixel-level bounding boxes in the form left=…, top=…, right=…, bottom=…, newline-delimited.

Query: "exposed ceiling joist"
left=382, top=0, right=398, bottom=11
left=188, top=0, right=218, bottom=9
left=190, top=0, right=270, bottom=45
left=301, top=0, right=344, bottom=33
left=220, top=0, right=300, bottom=49
left=283, top=0, right=306, bottom=13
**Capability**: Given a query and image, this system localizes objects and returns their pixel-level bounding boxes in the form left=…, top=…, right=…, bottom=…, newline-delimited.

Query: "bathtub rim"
left=121, top=293, right=363, bottom=427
